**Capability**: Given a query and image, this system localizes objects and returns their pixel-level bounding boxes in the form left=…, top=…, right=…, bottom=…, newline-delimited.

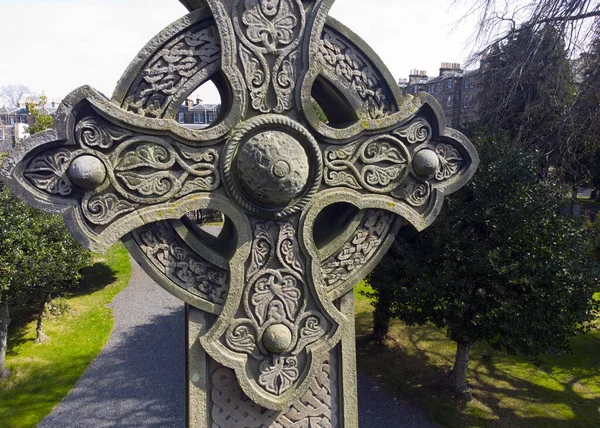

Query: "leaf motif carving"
left=178, top=176, right=216, bottom=196
left=75, top=117, right=131, bottom=149
left=363, top=165, right=405, bottom=187
left=393, top=120, right=431, bottom=145
left=242, top=0, right=298, bottom=51
left=258, top=357, right=299, bottom=395
left=117, top=171, right=176, bottom=196
left=251, top=274, right=301, bottom=324
left=226, top=324, right=259, bottom=357
left=293, top=314, right=326, bottom=354
left=324, top=171, right=361, bottom=190
left=83, top=193, right=138, bottom=225
left=116, top=144, right=172, bottom=171
left=24, top=149, right=73, bottom=196
left=247, top=222, right=273, bottom=280
left=435, top=143, right=463, bottom=181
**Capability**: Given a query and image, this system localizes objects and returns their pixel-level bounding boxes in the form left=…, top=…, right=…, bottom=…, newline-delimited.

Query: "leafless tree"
left=0, top=84, right=32, bottom=108
left=462, top=0, right=600, bottom=59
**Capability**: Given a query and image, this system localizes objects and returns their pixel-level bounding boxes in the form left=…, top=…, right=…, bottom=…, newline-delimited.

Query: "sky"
left=0, top=0, right=480, bottom=105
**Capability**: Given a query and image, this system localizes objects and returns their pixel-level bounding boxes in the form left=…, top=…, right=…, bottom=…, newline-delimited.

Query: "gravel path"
left=39, top=258, right=435, bottom=428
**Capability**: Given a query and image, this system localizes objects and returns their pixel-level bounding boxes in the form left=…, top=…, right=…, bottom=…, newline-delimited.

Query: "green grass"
left=0, top=244, right=132, bottom=428
left=355, top=282, right=600, bottom=428
left=577, top=196, right=600, bottom=209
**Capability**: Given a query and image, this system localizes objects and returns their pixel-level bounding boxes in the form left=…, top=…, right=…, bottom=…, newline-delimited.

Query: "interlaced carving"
left=132, top=221, right=228, bottom=304
left=124, top=23, right=220, bottom=117
left=211, top=358, right=337, bottom=427
left=322, top=209, right=395, bottom=292
left=319, top=29, right=393, bottom=119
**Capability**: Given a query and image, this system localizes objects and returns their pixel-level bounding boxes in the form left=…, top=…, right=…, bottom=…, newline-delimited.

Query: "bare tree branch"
left=0, top=85, right=32, bottom=108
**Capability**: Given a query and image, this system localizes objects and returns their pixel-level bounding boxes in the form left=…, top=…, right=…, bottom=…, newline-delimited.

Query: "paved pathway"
left=39, top=258, right=435, bottom=428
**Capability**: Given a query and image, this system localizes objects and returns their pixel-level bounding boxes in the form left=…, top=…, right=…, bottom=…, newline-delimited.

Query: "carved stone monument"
left=1, top=1, right=478, bottom=426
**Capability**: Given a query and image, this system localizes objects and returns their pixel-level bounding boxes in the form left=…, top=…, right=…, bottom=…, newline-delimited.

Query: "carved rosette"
left=0, top=0, right=480, bottom=415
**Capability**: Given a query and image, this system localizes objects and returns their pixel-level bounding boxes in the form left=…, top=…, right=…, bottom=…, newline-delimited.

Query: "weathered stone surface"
left=0, top=1, right=479, bottom=426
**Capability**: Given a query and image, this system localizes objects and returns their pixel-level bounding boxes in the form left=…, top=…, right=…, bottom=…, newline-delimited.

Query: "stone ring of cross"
left=1, top=0, right=478, bottom=425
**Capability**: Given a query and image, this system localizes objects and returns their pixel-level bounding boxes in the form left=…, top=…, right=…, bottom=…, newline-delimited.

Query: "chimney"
left=408, top=69, right=427, bottom=85
left=17, top=99, right=26, bottom=108
left=439, top=62, right=463, bottom=76
left=185, top=98, right=194, bottom=109
left=195, top=96, right=202, bottom=106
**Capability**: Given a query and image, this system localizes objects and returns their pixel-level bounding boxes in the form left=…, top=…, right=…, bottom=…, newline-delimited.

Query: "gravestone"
left=1, top=1, right=479, bottom=426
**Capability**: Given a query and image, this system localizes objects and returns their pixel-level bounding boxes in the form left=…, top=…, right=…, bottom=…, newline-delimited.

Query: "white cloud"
left=0, top=0, right=478, bottom=105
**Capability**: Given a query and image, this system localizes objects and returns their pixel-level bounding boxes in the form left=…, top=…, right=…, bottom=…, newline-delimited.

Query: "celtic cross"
left=1, top=0, right=478, bottom=426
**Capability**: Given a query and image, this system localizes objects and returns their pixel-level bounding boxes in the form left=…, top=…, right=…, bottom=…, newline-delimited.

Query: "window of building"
left=199, top=112, right=206, bottom=124
left=207, top=112, right=215, bottom=123
left=470, top=79, right=475, bottom=88
left=193, top=113, right=199, bottom=124
left=413, top=86, right=418, bottom=94
left=464, top=78, right=470, bottom=89
left=448, top=80, right=453, bottom=89
left=9, top=117, right=15, bottom=125
left=447, top=95, right=452, bottom=107
left=178, top=112, right=185, bottom=123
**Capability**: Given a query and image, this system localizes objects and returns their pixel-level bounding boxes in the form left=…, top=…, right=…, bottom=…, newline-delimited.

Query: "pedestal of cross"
left=1, top=1, right=478, bottom=426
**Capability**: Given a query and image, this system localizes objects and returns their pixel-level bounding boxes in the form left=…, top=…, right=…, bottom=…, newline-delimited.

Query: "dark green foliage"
left=0, top=180, right=91, bottom=305
left=369, top=137, right=600, bottom=357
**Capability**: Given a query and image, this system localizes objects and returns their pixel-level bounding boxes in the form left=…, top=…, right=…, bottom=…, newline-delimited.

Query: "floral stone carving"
left=0, top=1, right=479, bottom=426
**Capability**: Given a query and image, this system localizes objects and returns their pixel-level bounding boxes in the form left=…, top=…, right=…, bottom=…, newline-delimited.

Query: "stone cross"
left=1, top=1, right=478, bottom=426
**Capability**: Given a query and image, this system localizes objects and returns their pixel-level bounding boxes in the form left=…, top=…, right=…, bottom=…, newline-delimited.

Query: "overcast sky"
left=0, top=0, right=479, bottom=105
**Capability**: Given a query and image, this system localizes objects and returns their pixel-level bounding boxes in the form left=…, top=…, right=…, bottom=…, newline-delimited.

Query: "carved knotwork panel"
left=210, top=353, right=338, bottom=427
left=0, top=0, right=479, bottom=413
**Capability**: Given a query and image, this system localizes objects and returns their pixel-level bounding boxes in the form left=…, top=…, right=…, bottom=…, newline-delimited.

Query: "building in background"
left=0, top=98, right=60, bottom=150
left=401, top=63, right=481, bottom=128
left=177, top=96, right=221, bottom=129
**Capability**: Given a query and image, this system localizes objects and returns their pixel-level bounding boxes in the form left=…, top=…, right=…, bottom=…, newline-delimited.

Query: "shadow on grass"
left=67, top=261, right=118, bottom=298
left=6, top=261, right=118, bottom=354
left=355, top=307, right=600, bottom=428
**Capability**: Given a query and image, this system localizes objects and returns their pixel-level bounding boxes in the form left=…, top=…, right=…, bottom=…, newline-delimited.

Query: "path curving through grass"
left=0, top=244, right=132, bottom=428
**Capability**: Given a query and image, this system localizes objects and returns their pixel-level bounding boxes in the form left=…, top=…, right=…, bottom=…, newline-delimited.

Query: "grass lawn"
left=355, top=282, right=600, bottom=428
left=0, top=243, right=132, bottom=428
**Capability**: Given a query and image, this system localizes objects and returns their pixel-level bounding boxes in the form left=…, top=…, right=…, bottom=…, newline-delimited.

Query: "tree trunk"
left=35, top=293, right=51, bottom=344
left=0, top=302, right=11, bottom=379
left=570, top=183, right=581, bottom=217
left=451, top=341, right=473, bottom=400
left=372, top=294, right=391, bottom=345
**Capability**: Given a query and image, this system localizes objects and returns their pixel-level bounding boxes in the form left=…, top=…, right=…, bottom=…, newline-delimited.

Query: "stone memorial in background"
left=1, top=0, right=478, bottom=426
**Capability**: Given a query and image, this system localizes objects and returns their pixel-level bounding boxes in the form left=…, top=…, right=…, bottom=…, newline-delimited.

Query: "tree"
left=570, top=31, right=600, bottom=200
left=27, top=95, right=54, bottom=136
left=0, top=85, right=31, bottom=108
left=468, top=0, right=599, bottom=60
left=368, top=137, right=600, bottom=398
left=477, top=25, right=578, bottom=175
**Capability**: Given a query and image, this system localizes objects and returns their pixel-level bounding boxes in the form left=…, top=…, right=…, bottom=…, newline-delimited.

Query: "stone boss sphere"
left=1, top=0, right=478, bottom=426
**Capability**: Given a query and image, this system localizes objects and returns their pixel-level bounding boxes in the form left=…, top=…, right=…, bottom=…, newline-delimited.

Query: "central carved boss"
left=1, top=0, right=479, bottom=415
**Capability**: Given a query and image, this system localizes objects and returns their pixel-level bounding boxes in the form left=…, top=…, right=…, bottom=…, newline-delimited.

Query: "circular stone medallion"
left=223, top=115, right=322, bottom=219
left=237, top=131, right=310, bottom=206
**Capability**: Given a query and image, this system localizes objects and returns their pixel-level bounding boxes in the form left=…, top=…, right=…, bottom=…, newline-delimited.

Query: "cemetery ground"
left=0, top=244, right=132, bottom=428
left=355, top=282, right=600, bottom=428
